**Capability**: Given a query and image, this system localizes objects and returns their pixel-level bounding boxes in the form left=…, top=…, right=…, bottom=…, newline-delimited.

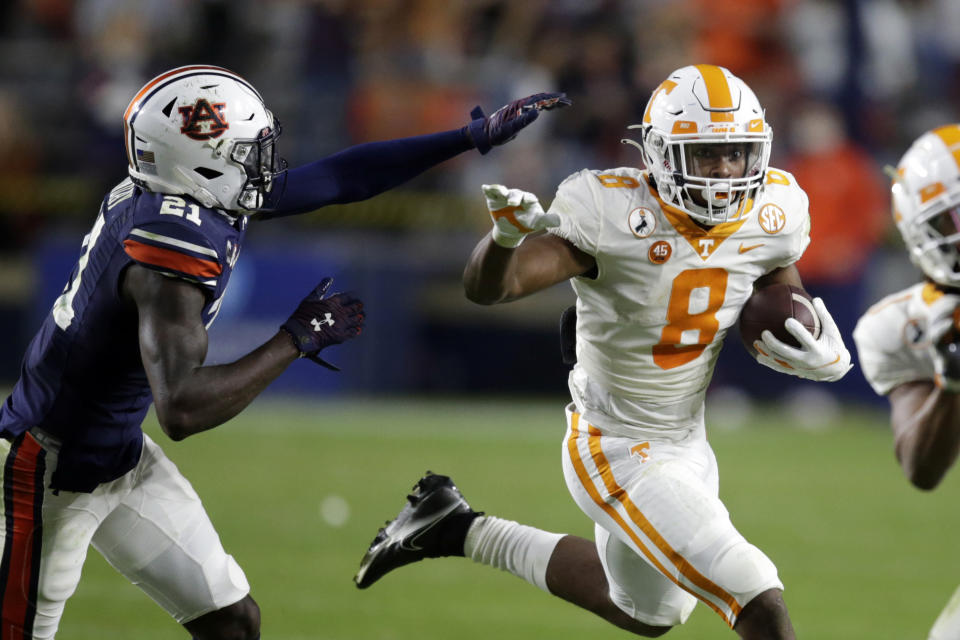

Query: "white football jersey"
left=853, top=282, right=942, bottom=395
left=547, top=166, right=810, bottom=423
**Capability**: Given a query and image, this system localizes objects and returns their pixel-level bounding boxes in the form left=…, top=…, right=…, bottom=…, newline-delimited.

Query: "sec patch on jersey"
left=739, top=283, right=820, bottom=357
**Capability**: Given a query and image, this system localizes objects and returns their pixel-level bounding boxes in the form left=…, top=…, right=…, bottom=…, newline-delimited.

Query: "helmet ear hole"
left=194, top=167, right=223, bottom=179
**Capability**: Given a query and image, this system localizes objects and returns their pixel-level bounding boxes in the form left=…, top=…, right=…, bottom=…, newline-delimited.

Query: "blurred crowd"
left=3, top=0, right=959, bottom=252
left=2, top=0, right=960, bottom=399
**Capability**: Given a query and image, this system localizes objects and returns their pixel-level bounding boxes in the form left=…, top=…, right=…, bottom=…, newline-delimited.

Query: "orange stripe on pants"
left=0, top=433, right=45, bottom=640
left=566, top=413, right=741, bottom=627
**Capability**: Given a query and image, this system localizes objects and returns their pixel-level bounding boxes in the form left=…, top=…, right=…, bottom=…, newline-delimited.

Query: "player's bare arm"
left=464, top=233, right=595, bottom=304
left=123, top=264, right=300, bottom=440
left=888, top=380, right=960, bottom=490
left=463, top=184, right=595, bottom=304
left=754, top=263, right=803, bottom=289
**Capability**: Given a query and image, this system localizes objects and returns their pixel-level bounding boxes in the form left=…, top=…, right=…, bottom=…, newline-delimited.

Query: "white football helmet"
left=892, top=124, right=960, bottom=287
left=123, top=65, right=286, bottom=213
left=623, top=64, right=772, bottom=225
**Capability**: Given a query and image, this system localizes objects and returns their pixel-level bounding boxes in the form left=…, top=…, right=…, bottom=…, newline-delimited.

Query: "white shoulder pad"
left=854, top=284, right=932, bottom=395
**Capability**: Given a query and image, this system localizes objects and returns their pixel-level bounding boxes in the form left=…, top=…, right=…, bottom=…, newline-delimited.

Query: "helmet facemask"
left=902, top=190, right=960, bottom=287
left=638, top=128, right=770, bottom=226
left=228, top=120, right=287, bottom=210
left=673, top=139, right=766, bottom=224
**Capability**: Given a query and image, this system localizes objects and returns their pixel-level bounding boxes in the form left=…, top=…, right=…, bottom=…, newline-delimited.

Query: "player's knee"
left=187, top=596, right=260, bottom=640
left=734, top=588, right=791, bottom=635
left=634, top=623, right=672, bottom=637
left=709, top=538, right=781, bottom=606
left=591, top=596, right=673, bottom=637
left=223, top=597, right=260, bottom=640
left=614, top=613, right=672, bottom=638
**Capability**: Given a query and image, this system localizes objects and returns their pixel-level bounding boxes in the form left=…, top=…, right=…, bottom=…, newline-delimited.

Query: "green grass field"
left=57, top=396, right=960, bottom=639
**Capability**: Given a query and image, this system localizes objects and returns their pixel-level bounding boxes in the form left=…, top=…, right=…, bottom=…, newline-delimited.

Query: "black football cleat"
left=354, top=472, right=479, bottom=589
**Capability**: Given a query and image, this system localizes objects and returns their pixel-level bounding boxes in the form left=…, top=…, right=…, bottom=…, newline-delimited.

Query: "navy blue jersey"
left=0, top=179, right=247, bottom=492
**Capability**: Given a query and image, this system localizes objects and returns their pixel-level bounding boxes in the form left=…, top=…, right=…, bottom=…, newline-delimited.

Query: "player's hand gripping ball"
left=740, top=283, right=852, bottom=382
left=739, top=284, right=820, bottom=357
left=282, top=277, right=364, bottom=370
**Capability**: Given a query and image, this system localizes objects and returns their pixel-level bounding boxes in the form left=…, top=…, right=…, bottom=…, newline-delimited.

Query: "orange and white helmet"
left=123, top=65, right=286, bottom=213
left=892, top=124, right=960, bottom=287
left=623, top=64, right=772, bottom=225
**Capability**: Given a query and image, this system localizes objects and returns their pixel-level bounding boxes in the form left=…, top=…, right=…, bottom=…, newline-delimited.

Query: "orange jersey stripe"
left=695, top=64, right=735, bottom=123
left=123, top=239, right=222, bottom=278
left=1, top=433, right=44, bottom=638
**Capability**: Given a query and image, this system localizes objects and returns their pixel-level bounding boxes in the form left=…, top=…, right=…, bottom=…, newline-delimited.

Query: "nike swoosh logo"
left=738, top=243, right=764, bottom=254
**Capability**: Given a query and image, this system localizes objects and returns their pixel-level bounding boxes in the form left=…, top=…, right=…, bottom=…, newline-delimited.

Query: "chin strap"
left=172, top=166, right=221, bottom=209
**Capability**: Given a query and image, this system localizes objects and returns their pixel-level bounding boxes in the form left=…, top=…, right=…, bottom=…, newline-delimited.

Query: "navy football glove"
left=466, top=92, right=571, bottom=154
left=281, top=277, right=364, bottom=371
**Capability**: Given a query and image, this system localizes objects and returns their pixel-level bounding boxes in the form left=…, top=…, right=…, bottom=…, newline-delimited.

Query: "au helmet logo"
left=179, top=99, right=229, bottom=140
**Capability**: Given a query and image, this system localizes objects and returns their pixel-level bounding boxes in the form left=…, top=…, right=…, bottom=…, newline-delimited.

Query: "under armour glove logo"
left=282, top=277, right=364, bottom=371
left=466, top=92, right=571, bottom=154
left=311, top=314, right=335, bottom=331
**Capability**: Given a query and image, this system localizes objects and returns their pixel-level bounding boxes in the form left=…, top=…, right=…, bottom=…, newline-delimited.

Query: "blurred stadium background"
left=4, top=0, right=960, bottom=638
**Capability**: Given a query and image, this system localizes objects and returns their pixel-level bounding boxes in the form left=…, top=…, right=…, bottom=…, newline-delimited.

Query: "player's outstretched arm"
left=123, top=265, right=362, bottom=439
left=886, top=294, right=960, bottom=489
left=262, top=94, right=570, bottom=218
left=463, top=184, right=594, bottom=305
left=888, top=380, right=960, bottom=490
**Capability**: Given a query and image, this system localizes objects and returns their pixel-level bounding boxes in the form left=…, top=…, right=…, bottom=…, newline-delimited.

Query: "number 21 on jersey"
left=652, top=268, right=728, bottom=369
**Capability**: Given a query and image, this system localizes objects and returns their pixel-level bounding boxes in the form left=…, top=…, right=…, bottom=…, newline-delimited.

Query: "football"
left=738, top=283, right=821, bottom=357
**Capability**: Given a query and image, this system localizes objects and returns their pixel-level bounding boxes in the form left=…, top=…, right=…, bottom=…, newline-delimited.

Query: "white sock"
left=929, top=584, right=960, bottom=640
left=464, top=515, right=564, bottom=593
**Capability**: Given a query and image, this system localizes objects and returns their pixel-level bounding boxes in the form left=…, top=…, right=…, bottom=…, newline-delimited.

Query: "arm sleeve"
left=261, top=128, right=474, bottom=219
